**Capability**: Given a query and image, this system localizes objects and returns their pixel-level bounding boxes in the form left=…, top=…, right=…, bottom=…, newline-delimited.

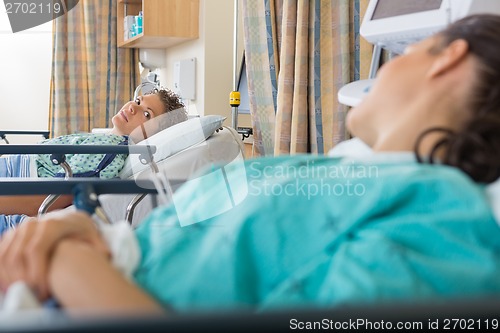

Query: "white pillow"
left=119, top=115, right=226, bottom=179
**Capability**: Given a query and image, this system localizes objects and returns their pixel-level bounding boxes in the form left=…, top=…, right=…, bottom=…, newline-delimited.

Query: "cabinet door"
left=118, top=0, right=199, bottom=49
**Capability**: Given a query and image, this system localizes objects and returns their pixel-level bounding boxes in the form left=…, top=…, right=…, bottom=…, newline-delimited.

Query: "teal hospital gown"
left=133, top=155, right=500, bottom=312
left=36, top=133, right=128, bottom=178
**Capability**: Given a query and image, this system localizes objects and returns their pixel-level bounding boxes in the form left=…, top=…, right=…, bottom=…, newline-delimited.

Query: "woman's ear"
left=427, top=39, right=470, bottom=78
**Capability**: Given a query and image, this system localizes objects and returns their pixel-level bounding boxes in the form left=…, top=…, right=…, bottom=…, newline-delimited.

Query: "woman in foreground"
left=1, top=15, right=500, bottom=314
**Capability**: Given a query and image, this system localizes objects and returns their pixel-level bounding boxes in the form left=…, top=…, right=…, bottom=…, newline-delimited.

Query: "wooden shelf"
left=118, top=0, right=199, bottom=49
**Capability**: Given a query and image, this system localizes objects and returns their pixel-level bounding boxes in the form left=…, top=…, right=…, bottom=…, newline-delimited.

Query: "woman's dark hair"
left=146, top=87, right=186, bottom=114
left=415, top=14, right=500, bottom=183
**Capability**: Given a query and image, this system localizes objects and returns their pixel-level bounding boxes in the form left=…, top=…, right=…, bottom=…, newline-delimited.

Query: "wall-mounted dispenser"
left=173, top=58, right=196, bottom=100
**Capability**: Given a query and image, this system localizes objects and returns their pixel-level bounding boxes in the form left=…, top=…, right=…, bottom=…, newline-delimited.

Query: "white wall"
left=0, top=6, right=52, bottom=144
left=157, top=0, right=236, bottom=124
left=0, top=0, right=243, bottom=145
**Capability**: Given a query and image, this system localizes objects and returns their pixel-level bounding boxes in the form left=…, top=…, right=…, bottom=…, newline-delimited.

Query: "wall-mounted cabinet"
left=118, top=0, right=199, bottom=48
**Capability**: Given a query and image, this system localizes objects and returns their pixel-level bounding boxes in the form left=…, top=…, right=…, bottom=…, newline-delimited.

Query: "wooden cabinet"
left=117, top=0, right=199, bottom=48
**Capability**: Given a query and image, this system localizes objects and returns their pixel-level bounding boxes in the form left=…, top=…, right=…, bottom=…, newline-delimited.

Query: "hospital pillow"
left=128, top=108, right=190, bottom=143
left=119, top=115, right=226, bottom=179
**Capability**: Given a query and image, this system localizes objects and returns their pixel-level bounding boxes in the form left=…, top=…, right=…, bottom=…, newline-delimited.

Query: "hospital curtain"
left=49, top=0, right=140, bottom=136
left=242, top=0, right=372, bottom=156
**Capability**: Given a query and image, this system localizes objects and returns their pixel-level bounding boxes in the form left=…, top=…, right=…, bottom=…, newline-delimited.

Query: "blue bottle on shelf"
left=135, top=11, right=143, bottom=35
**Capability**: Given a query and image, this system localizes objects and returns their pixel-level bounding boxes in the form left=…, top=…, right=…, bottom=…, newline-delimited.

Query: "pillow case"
left=119, top=115, right=225, bottom=179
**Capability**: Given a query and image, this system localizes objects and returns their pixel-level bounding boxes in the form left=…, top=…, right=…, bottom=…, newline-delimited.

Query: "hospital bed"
left=0, top=144, right=160, bottom=219
left=0, top=114, right=244, bottom=224
left=2, top=133, right=500, bottom=330
left=91, top=114, right=245, bottom=224
left=0, top=178, right=158, bottom=214
left=102, top=123, right=244, bottom=225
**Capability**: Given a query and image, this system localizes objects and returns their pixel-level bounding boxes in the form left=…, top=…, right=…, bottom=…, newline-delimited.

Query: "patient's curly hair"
left=415, top=15, right=500, bottom=183
left=146, top=87, right=186, bottom=114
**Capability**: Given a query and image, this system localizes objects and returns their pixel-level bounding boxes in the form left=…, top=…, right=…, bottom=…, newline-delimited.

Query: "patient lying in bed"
left=1, top=14, right=500, bottom=316
left=0, top=88, right=187, bottom=231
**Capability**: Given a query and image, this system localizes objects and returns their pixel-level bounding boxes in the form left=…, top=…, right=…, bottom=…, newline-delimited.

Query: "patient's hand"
left=0, top=211, right=110, bottom=300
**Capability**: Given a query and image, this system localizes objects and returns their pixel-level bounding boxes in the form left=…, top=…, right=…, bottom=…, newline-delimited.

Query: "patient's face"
left=111, top=94, right=164, bottom=135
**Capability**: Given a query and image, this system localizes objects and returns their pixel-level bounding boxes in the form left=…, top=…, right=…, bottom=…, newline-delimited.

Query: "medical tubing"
left=150, top=173, right=170, bottom=206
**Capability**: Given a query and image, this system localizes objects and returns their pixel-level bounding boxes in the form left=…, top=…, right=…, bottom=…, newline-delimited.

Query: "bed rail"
left=0, top=178, right=158, bottom=220
left=0, top=145, right=161, bottom=221
left=0, top=130, right=50, bottom=144
left=0, top=145, right=156, bottom=156
left=0, top=178, right=157, bottom=197
left=0, top=296, right=499, bottom=332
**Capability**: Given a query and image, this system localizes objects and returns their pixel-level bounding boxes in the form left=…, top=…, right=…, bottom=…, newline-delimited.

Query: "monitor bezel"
left=360, top=0, right=479, bottom=50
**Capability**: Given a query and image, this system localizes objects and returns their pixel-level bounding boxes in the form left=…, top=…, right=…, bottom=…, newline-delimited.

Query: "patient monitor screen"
left=372, top=0, right=443, bottom=20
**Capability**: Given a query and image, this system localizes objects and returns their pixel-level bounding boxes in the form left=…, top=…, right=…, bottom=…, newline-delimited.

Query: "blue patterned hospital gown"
left=36, top=133, right=128, bottom=178
left=133, top=155, right=500, bottom=312
left=0, top=133, right=128, bottom=234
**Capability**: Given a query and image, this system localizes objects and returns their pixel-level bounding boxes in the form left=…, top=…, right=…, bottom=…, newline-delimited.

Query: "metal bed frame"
left=0, top=178, right=157, bottom=219
left=0, top=130, right=50, bottom=144
left=0, top=144, right=159, bottom=223
left=0, top=295, right=498, bottom=332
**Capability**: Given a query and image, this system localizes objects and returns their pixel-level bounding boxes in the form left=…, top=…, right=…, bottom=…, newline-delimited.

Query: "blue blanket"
left=0, top=154, right=33, bottom=178
left=0, top=154, right=33, bottom=233
left=133, top=156, right=500, bottom=312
